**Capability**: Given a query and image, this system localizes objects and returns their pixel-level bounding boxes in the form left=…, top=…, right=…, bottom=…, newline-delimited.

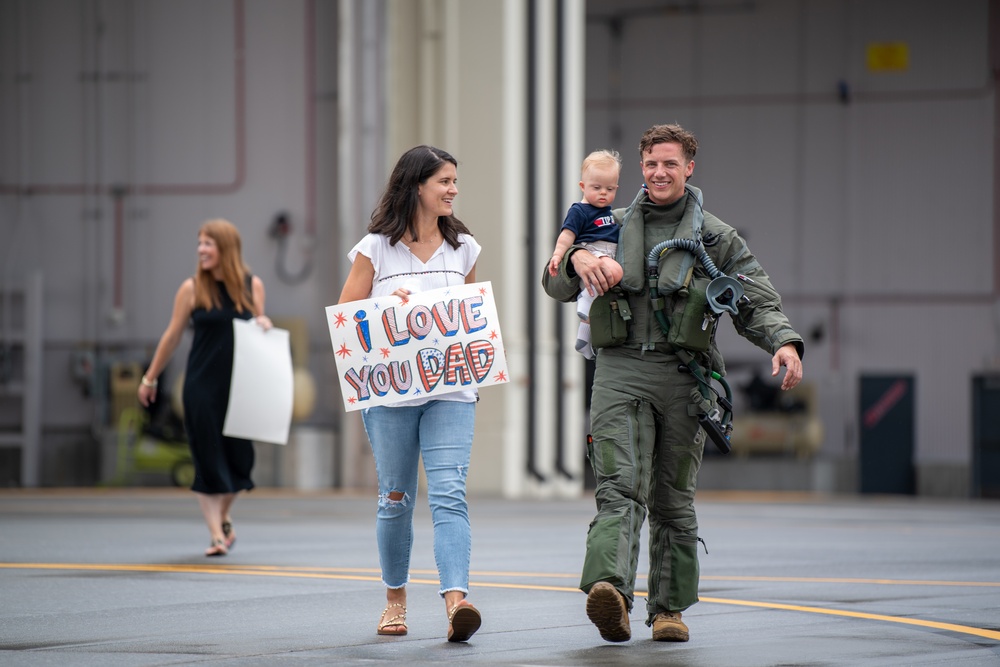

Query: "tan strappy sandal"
left=447, top=600, right=481, bottom=642
left=377, top=603, right=408, bottom=636
left=222, top=520, right=236, bottom=550
left=204, top=539, right=228, bottom=557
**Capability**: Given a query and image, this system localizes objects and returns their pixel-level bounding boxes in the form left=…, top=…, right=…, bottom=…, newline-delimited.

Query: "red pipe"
left=1, top=0, right=319, bottom=311
left=992, top=0, right=1000, bottom=297
left=304, top=0, right=316, bottom=236
left=0, top=0, right=249, bottom=317
left=0, top=0, right=247, bottom=197
left=112, top=188, right=125, bottom=310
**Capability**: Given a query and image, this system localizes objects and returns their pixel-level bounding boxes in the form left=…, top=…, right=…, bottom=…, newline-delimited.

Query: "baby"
left=548, top=150, right=624, bottom=359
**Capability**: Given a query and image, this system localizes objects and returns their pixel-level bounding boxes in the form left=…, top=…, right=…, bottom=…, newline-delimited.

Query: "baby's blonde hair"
left=582, top=149, right=622, bottom=176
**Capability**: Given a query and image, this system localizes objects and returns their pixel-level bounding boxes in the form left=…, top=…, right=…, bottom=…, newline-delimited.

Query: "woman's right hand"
left=137, top=382, right=157, bottom=408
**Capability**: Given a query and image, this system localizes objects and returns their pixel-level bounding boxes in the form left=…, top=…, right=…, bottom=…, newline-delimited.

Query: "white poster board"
left=327, top=281, right=509, bottom=412
left=222, top=319, right=293, bottom=445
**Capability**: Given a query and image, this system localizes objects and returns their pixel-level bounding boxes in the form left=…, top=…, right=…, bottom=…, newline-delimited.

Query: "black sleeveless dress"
left=183, top=279, right=255, bottom=494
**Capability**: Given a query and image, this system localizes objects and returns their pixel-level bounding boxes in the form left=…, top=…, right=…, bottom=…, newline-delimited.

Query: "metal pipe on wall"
left=524, top=0, right=544, bottom=482
left=0, top=0, right=332, bottom=487
left=589, top=3, right=999, bottom=378
left=0, top=0, right=248, bottom=197
left=553, top=0, right=570, bottom=481
left=0, top=0, right=248, bottom=335
left=988, top=0, right=1000, bottom=373
left=1, top=0, right=323, bottom=310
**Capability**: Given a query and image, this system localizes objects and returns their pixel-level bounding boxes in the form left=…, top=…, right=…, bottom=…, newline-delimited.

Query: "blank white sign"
left=223, top=319, right=293, bottom=445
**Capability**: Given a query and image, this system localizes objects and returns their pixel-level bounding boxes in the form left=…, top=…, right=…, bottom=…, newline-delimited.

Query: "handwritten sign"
left=326, top=281, right=509, bottom=411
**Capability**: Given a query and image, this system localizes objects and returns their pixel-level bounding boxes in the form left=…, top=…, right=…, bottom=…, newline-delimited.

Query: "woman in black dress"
left=138, top=219, right=272, bottom=556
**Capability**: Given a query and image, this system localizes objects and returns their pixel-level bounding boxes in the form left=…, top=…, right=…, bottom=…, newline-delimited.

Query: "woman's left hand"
left=255, top=315, right=273, bottom=331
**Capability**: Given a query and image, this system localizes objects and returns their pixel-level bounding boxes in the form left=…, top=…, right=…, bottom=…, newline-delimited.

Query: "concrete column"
left=376, top=0, right=587, bottom=498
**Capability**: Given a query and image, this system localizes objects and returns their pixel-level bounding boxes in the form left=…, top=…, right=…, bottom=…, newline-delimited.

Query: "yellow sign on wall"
left=867, top=42, right=910, bottom=72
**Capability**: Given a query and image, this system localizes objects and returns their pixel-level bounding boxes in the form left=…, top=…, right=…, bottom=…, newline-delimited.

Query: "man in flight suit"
left=542, top=123, right=804, bottom=643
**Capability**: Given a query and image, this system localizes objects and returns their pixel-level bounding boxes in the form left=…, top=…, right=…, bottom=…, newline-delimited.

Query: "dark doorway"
left=972, top=374, right=1000, bottom=498
left=859, top=375, right=915, bottom=494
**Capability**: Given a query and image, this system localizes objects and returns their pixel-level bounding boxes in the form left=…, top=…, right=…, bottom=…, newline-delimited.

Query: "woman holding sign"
left=138, top=219, right=272, bottom=557
left=338, top=146, right=483, bottom=642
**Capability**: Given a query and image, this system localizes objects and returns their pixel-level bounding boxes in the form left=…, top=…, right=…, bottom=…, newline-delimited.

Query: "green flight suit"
left=542, top=187, right=804, bottom=625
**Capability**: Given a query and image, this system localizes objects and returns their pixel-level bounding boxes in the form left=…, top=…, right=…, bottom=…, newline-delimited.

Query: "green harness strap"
left=646, top=243, right=736, bottom=454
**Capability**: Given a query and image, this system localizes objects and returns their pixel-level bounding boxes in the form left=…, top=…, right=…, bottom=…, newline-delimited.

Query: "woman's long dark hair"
left=368, top=145, right=472, bottom=248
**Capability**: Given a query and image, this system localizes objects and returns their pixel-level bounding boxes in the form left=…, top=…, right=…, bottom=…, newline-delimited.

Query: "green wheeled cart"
left=108, top=407, right=195, bottom=488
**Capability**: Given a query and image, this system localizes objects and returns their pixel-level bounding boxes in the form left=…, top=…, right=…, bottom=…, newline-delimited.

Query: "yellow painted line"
left=219, top=565, right=383, bottom=574
left=471, top=570, right=580, bottom=579
left=701, top=575, right=1000, bottom=588
left=236, top=566, right=1000, bottom=588
left=241, top=566, right=1000, bottom=587
left=0, top=562, right=385, bottom=582
left=3, top=563, right=999, bottom=642
left=463, top=581, right=581, bottom=594
left=3, top=563, right=997, bottom=589
left=208, top=565, right=579, bottom=579
left=0, top=562, right=581, bottom=593
left=699, top=596, right=1000, bottom=642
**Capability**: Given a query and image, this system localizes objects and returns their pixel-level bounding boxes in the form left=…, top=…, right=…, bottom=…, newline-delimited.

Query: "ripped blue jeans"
left=361, top=400, right=476, bottom=596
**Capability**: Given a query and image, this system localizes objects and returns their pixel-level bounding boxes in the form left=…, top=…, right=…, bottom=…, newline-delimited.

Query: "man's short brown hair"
left=639, top=124, right=698, bottom=162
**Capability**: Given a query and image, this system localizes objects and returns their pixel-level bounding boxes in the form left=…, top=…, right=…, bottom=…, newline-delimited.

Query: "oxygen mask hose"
left=647, top=239, right=723, bottom=279
left=647, top=242, right=711, bottom=339
left=646, top=238, right=738, bottom=454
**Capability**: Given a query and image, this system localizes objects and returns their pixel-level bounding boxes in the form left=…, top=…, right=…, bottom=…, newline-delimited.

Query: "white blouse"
left=348, top=232, right=482, bottom=406
left=349, top=232, right=480, bottom=297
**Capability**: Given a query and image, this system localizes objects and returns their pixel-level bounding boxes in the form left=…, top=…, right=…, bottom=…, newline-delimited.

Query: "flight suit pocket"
left=590, top=290, right=631, bottom=349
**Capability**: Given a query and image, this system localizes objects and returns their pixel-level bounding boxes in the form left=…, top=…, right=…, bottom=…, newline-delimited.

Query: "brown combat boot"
left=585, top=581, right=631, bottom=642
left=651, top=610, right=689, bottom=642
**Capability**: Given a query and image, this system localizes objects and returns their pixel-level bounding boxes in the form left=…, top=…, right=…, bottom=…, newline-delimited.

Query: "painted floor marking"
left=698, top=596, right=1000, bottom=642
left=2, top=562, right=998, bottom=642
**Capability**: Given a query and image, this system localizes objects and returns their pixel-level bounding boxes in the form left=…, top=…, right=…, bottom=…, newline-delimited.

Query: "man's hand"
left=771, top=343, right=803, bottom=391
left=570, top=249, right=615, bottom=297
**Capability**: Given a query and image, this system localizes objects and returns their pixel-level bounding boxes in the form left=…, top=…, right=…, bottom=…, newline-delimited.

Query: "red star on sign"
left=336, top=343, right=352, bottom=358
left=380, top=347, right=391, bottom=358
left=493, top=370, right=507, bottom=382
left=333, top=312, right=347, bottom=328
left=489, top=330, right=498, bottom=339
left=479, top=286, right=487, bottom=295
left=348, top=396, right=357, bottom=404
